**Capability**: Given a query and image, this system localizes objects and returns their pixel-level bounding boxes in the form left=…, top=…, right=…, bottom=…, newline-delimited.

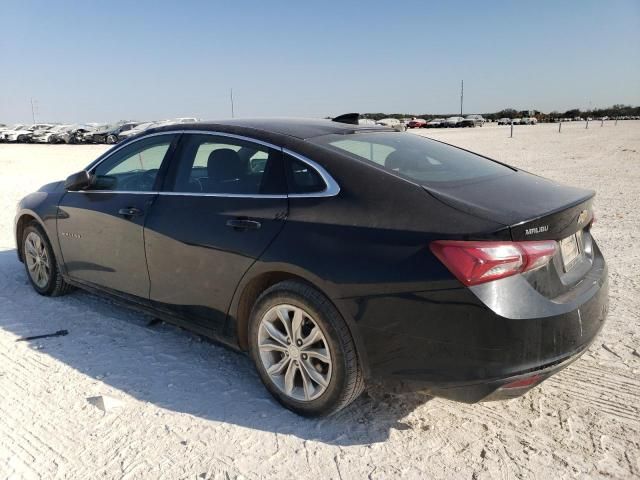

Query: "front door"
left=144, top=133, right=289, bottom=335
left=57, top=133, right=179, bottom=298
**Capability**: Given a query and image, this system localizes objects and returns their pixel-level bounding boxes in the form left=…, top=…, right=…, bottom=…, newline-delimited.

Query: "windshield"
left=311, top=132, right=514, bottom=184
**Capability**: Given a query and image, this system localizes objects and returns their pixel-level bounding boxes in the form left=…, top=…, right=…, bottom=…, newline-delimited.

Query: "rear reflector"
left=430, top=240, right=558, bottom=286
left=501, top=375, right=542, bottom=389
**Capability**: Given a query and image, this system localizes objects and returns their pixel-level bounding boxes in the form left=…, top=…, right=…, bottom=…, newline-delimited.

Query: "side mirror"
left=64, top=170, right=93, bottom=191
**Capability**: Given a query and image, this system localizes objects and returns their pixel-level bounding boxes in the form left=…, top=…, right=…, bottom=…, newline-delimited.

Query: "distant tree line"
left=360, top=104, right=640, bottom=121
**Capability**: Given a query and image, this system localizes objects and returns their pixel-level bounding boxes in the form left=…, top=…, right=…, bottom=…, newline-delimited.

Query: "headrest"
left=384, top=150, right=406, bottom=170
left=207, top=148, right=243, bottom=182
left=384, top=150, right=424, bottom=172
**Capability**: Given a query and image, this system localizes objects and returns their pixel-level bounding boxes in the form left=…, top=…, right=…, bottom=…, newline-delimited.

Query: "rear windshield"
left=311, top=132, right=514, bottom=184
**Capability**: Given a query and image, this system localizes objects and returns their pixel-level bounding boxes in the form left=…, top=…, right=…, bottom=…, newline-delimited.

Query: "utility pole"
left=30, top=98, right=37, bottom=124
left=460, top=80, right=464, bottom=117
left=230, top=88, right=235, bottom=118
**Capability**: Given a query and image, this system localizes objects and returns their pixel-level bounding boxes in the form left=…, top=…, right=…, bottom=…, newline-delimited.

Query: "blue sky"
left=1, top=0, right=639, bottom=123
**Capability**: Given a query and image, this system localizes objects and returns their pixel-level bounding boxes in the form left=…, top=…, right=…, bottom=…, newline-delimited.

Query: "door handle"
left=118, top=207, right=143, bottom=217
left=226, top=219, right=261, bottom=231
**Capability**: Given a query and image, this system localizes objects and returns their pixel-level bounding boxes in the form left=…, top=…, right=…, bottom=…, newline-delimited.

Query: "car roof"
left=149, top=118, right=393, bottom=140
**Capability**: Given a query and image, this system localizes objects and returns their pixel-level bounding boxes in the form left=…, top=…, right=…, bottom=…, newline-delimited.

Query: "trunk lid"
left=424, top=170, right=600, bottom=300
left=423, top=171, right=595, bottom=240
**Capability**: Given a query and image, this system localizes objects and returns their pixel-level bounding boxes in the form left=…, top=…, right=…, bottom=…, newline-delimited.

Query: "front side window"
left=168, top=134, right=285, bottom=195
left=311, top=132, right=514, bottom=185
left=90, top=134, right=176, bottom=191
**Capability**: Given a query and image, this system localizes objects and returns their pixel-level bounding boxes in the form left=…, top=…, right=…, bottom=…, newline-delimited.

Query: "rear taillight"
left=430, top=240, right=558, bottom=286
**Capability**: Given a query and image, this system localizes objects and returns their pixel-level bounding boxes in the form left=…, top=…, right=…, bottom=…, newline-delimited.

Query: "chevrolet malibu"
left=14, top=118, right=608, bottom=416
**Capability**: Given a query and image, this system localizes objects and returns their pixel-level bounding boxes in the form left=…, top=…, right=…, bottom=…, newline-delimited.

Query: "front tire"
left=22, top=222, right=74, bottom=297
left=106, top=134, right=117, bottom=144
left=249, top=280, right=364, bottom=417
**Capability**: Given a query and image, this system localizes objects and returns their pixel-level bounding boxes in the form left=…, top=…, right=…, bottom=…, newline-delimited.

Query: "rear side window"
left=311, top=132, right=514, bottom=184
left=167, top=134, right=286, bottom=195
left=285, top=154, right=326, bottom=194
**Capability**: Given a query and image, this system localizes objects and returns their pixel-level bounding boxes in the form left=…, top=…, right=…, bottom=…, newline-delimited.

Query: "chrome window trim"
left=283, top=148, right=340, bottom=198
left=159, top=192, right=288, bottom=199
left=73, top=190, right=159, bottom=195
left=83, top=129, right=340, bottom=199
left=179, top=129, right=282, bottom=151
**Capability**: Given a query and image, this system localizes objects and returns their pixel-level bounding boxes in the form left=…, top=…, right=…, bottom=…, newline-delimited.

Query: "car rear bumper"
left=382, top=334, right=596, bottom=403
left=341, top=245, right=608, bottom=403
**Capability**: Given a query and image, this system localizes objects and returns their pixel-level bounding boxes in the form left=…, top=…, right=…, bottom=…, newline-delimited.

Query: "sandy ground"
left=0, top=121, right=638, bottom=479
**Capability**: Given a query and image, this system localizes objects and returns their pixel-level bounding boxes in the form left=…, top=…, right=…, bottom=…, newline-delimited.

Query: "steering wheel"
left=118, top=171, right=157, bottom=191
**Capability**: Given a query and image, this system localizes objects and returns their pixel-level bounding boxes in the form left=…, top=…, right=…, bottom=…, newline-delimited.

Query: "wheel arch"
left=228, top=266, right=371, bottom=377
left=15, top=211, right=41, bottom=262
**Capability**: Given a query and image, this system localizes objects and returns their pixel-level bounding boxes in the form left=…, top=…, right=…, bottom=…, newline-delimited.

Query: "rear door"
left=57, top=133, right=179, bottom=298
left=144, top=132, right=288, bottom=335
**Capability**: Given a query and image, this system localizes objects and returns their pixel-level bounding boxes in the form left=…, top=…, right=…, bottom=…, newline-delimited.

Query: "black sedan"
left=14, top=118, right=608, bottom=416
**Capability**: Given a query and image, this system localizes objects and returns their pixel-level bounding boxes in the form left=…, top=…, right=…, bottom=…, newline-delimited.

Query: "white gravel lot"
left=0, top=121, right=638, bottom=479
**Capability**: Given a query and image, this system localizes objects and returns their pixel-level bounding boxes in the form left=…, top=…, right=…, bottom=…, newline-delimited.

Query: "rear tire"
left=22, top=222, right=74, bottom=297
left=106, top=134, right=117, bottom=144
left=248, top=280, right=364, bottom=417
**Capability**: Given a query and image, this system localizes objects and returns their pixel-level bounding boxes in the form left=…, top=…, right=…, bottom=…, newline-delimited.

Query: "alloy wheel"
left=257, top=304, right=332, bottom=402
left=24, top=231, right=51, bottom=289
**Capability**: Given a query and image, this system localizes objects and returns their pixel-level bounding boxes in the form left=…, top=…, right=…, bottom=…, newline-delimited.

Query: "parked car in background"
left=426, top=118, right=446, bottom=128
left=511, top=118, right=522, bottom=125
left=376, top=118, right=400, bottom=127
left=406, top=118, right=427, bottom=129
left=117, top=122, right=158, bottom=142
left=0, top=124, right=26, bottom=141
left=444, top=116, right=464, bottom=127
left=2, top=124, right=53, bottom=143
left=50, top=125, right=95, bottom=144
left=172, top=117, right=199, bottom=123
left=460, top=115, right=485, bottom=127
left=31, top=125, right=70, bottom=143
left=376, top=118, right=406, bottom=131
left=85, top=121, right=140, bottom=144
left=497, top=118, right=511, bottom=125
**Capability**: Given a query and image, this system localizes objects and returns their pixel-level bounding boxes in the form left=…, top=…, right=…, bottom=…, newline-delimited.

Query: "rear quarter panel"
left=229, top=140, right=510, bottom=375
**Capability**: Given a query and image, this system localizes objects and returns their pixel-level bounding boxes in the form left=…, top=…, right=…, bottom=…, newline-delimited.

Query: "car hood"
left=423, top=170, right=595, bottom=239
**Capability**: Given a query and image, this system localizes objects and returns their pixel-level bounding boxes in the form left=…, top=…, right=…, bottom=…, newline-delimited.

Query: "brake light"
left=430, top=240, right=558, bottom=286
